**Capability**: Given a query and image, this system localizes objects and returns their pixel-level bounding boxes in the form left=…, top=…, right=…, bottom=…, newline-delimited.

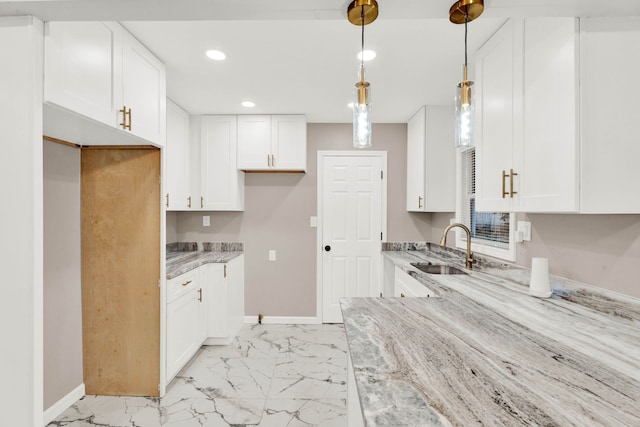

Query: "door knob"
left=324, top=245, right=331, bottom=252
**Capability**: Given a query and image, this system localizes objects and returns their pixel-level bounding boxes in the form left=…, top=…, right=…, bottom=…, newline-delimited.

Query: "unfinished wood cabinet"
left=81, top=147, right=161, bottom=396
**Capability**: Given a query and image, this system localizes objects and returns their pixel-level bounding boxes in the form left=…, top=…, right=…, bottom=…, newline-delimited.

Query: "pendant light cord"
left=361, top=5, right=365, bottom=71
left=464, top=10, right=468, bottom=67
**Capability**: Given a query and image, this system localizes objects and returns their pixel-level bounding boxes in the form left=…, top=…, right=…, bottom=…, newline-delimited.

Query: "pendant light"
left=348, top=0, right=378, bottom=148
left=449, top=0, right=484, bottom=150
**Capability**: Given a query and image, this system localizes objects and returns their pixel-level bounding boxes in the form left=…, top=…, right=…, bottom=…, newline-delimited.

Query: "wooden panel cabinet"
left=475, top=18, right=579, bottom=213
left=165, top=99, right=191, bottom=210
left=237, top=115, right=306, bottom=172
left=44, top=21, right=166, bottom=147
left=406, top=106, right=456, bottom=212
left=200, top=116, right=245, bottom=211
left=204, top=255, right=245, bottom=345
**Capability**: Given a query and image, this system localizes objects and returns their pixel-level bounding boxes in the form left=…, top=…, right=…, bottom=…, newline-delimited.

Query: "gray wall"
left=174, top=123, right=432, bottom=317
left=43, top=141, right=83, bottom=409
left=432, top=212, right=640, bottom=298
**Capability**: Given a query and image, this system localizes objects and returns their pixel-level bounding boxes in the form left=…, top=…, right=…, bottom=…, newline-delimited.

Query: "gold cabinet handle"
left=267, top=154, right=271, bottom=167
left=119, top=106, right=132, bottom=131
left=509, top=168, right=518, bottom=198
left=198, top=288, right=203, bottom=302
left=181, top=280, right=192, bottom=287
left=418, top=196, right=423, bottom=209
left=201, top=196, right=204, bottom=208
left=502, top=170, right=508, bottom=198
left=187, top=196, right=191, bottom=208
left=224, top=264, right=227, bottom=278
left=271, top=154, right=275, bottom=167
left=165, top=193, right=169, bottom=208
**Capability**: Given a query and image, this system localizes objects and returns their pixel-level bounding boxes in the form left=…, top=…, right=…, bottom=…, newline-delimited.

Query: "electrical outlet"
left=517, top=221, right=532, bottom=242
left=203, top=216, right=210, bottom=227
left=268, top=250, right=276, bottom=261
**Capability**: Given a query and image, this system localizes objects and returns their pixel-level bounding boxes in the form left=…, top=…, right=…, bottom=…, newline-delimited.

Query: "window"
left=456, top=148, right=516, bottom=261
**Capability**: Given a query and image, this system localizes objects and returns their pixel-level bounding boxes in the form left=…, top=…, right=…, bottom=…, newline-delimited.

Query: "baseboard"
left=204, top=336, right=233, bottom=345
left=244, top=315, right=321, bottom=325
left=43, top=383, right=85, bottom=425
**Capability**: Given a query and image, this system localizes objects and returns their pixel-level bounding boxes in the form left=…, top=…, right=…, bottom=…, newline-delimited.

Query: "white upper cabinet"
left=165, top=99, right=191, bottom=210
left=476, top=17, right=640, bottom=214
left=406, top=106, right=456, bottom=212
left=44, top=22, right=122, bottom=128
left=121, top=31, right=166, bottom=145
left=475, top=18, right=579, bottom=213
left=44, top=21, right=166, bottom=147
left=200, top=116, right=245, bottom=211
left=237, top=115, right=306, bottom=171
left=580, top=17, right=640, bottom=213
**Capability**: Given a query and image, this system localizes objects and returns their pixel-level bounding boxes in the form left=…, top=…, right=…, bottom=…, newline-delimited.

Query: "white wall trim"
left=43, top=383, right=85, bottom=425
left=244, top=315, right=321, bottom=325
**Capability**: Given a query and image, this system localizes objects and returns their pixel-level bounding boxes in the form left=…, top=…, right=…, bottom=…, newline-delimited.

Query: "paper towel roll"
left=529, top=257, right=551, bottom=298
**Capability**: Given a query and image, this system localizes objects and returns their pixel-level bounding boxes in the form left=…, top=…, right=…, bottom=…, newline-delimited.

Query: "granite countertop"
left=341, top=243, right=640, bottom=426
left=166, top=242, right=243, bottom=279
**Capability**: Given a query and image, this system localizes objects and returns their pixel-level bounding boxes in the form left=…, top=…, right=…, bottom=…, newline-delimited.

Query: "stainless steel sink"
left=410, top=263, right=467, bottom=275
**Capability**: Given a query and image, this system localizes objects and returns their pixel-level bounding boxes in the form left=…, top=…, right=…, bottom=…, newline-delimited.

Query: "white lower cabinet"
left=166, top=256, right=245, bottom=381
left=166, top=273, right=206, bottom=381
left=204, top=255, right=245, bottom=345
left=394, top=267, right=435, bottom=297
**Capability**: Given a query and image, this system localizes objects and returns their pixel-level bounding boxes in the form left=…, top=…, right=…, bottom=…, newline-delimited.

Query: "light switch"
left=517, top=221, right=532, bottom=242
left=310, top=216, right=318, bottom=228
left=203, top=216, right=210, bottom=227
left=269, top=250, right=276, bottom=261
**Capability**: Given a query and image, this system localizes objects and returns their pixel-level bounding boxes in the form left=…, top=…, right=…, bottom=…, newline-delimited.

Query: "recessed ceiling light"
left=205, top=50, right=226, bottom=61
left=357, top=50, right=376, bottom=61
left=241, top=101, right=256, bottom=108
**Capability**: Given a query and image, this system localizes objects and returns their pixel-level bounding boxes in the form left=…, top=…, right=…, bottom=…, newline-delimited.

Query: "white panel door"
left=321, top=154, right=384, bottom=323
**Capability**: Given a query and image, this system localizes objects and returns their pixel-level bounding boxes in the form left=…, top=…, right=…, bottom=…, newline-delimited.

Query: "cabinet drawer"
left=167, top=269, right=199, bottom=303
left=394, top=267, right=435, bottom=297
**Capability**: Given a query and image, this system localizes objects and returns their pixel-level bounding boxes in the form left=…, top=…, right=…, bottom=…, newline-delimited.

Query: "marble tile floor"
left=48, top=324, right=348, bottom=427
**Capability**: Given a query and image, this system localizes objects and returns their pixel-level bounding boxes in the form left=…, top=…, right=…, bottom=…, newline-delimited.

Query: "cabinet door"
left=227, top=255, right=245, bottom=339
left=271, top=115, right=307, bottom=171
left=518, top=18, right=579, bottom=212
left=475, top=19, right=515, bottom=212
left=237, top=115, right=271, bottom=170
left=406, top=107, right=426, bottom=211
left=580, top=17, right=640, bottom=213
left=200, top=116, right=244, bottom=211
left=205, top=264, right=229, bottom=338
left=121, top=31, right=166, bottom=145
left=44, top=21, right=122, bottom=127
left=166, top=100, right=191, bottom=210
left=424, top=106, right=456, bottom=212
left=166, top=287, right=200, bottom=380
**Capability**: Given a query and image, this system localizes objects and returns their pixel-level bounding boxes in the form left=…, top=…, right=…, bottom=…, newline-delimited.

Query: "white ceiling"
left=2, top=0, right=639, bottom=122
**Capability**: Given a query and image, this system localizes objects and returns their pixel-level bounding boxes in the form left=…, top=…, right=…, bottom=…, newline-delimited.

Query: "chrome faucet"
left=440, top=223, right=476, bottom=269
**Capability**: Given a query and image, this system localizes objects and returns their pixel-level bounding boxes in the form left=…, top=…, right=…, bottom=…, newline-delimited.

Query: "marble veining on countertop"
left=166, top=241, right=243, bottom=279
left=342, top=243, right=640, bottom=426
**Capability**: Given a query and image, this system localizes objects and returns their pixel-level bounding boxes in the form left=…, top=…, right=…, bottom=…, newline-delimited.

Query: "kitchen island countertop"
left=341, top=244, right=640, bottom=426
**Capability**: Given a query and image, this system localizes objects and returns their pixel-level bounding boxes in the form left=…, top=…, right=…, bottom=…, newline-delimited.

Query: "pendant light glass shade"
left=455, top=66, right=474, bottom=149
left=353, top=65, right=372, bottom=148
left=449, top=0, right=483, bottom=150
